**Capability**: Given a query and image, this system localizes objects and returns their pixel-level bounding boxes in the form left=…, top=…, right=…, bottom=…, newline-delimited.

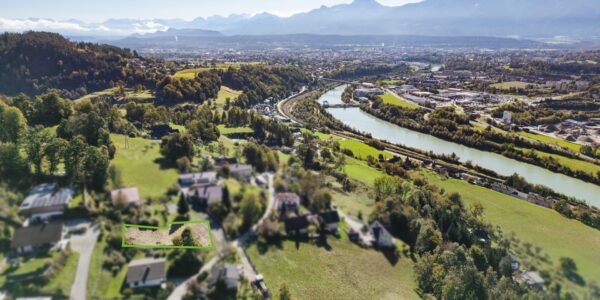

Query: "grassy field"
left=526, top=149, right=600, bottom=175
left=378, top=92, right=419, bottom=109
left=339, top=139, right=392, bottom=160
left=111, top=134, right=178, bottom=200
left=418, top=169, right=600, bottom=289
left=517, top=131, right=582, bottom=152
left=217, top=125, right=253, bottom=135
left=215, top=86, right=242, bottom=109
left=87, top=236, right=127, bottom=299
left=174, top=63, right=260, bottom=79
left=246, top=234, right=418, bottom=300
left=74, top=88, right=154, bottom=103
left=330, top=188, right=374, bottom=220
left=343, top=157, right=385, bottom=186
left=0, top=251, right=79, bottom=297
left=41, top=252, right=80, bottom=295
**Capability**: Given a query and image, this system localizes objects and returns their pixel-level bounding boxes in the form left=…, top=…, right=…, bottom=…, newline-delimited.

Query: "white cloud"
left=0, top=18, right=90, bottom=32
left=0, top=17, right=169, bottom=36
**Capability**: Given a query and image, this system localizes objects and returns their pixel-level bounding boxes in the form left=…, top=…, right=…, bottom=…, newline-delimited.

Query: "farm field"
left=378, top=92, right=419, bottom=109
left=110, top=134, right=179, bottom=200
left=418, top=169, right=600, bottom=292
left=246, top=233, right=418, bottom=300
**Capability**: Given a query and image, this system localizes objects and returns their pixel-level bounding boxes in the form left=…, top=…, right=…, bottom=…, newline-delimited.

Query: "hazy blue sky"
left=0, top=0, right=420, bottom=21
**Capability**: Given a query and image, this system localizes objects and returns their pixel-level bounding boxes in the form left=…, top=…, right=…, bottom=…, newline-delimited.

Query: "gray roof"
left=229, top=164, right=252, bottom=173
left=522, top=271, right=545, bottom=285
left=178, top=172, right=217, bottom=187
left=189, top=185, right=223, bottom=205
left=11, top=222, right=63, bottom=249
left=126, top=258, right=166, bottom=285
left=19, top=183, right=73, bottom=212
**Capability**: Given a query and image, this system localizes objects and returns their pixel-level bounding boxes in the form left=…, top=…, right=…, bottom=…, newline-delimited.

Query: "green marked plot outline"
left=122, top=220, right=213, bottom=249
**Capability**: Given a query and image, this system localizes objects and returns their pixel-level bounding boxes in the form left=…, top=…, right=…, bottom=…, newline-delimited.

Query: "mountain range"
left=2, top=0, right=599, bottom=41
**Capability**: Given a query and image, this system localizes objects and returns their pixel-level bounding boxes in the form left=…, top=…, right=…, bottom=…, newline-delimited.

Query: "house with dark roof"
left=284, top=215, right=310, bottom=236
left=214, top=157, right=238, bottom=167
left=19, top=183, right=73, bottom=222
left=318, top=211, right=340, bottom=233
left=111, top=187, right=141, bottom=207
left=11, top=222, right=64, bottom=254
left=275, top=193, right=300, bottom=214
left=369, top=221, right=395, bottom=249
left=126, top=258, right=166, bottom=289
left=207, top=264, right=241, bottom=291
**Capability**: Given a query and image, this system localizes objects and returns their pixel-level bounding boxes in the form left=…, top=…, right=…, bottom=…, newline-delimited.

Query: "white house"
left=369, top=221, right=395, bottom=248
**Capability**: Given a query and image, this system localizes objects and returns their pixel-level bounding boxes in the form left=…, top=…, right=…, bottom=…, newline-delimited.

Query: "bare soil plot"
left=124, top=222, right=211, bottom=247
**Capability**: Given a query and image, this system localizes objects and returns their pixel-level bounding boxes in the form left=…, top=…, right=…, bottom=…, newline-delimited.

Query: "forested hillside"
left=0, top=32, right=138, bottom=98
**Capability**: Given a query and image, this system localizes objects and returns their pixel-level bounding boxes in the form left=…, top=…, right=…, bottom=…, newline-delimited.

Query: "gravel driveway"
left=69, top=221, right=100, bottom=300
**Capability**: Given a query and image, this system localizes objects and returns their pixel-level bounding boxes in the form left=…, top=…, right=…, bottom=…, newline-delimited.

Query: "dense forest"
left=0, top=32, right=138, bottom=98
left=221, top=65, right=309, bottom=107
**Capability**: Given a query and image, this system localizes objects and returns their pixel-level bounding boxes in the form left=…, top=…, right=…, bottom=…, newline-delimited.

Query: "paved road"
left=168, top=173, right=275, bottom=300
left=69, top=222, right=100, bottom=300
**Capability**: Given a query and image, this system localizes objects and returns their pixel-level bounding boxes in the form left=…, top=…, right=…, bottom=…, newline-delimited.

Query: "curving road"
left=167, top=173, right=275, bottom=300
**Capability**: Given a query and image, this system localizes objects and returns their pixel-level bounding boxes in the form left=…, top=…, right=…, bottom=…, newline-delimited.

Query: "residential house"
left=518, top=271, right=545, bottom=290
left=214, top=157, right=238, bottom=167
left=318, top=211, right=340, bottom=232
left=369, top=221, right=394, bottom=248
left=207, top=264, right=242, bottom=291
left=111, top=187, right=141, bottom=207
left=19, top=183, right=73, bottom=223
left=284, top=215, right=310, bottom=236
left=502, top=111, right=512, bottom=125
left=187, top=185, right=223, bottom=208
left=228, top=164, right=253, bottom=181
left=275, top=193, right=300, bottom=214
left=11, top=222, right=64, bottom=254
left=178, top=172, right=218, bottom=189
left=126, top=258, right=166, bottom=289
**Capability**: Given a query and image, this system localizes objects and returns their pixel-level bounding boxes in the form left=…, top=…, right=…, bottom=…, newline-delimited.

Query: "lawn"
left=418, top=170, right=600, bottom=289
left=0, top=251, right=79, bottom=297
left=41, top=252, right=79, bottom=295
left=338, top=139, right=392, bottom=160
left=343, top=157, right=385, bottom=186
left=517, top=131, right=582, bottom=152
left=111, top=134, right=179, bottom=200
left=215, top=86, right=242, bottom=109
left=525, top=149, right=600, bottom=175
left=330, top=188, right=374, bottom=220
left=378, top=92, right=419, bottom=109
left=217, top=125, right=253, bottom=135
left=246, top=236, right=418, bottom=300
left=87, top=236, right=127, bottom=299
